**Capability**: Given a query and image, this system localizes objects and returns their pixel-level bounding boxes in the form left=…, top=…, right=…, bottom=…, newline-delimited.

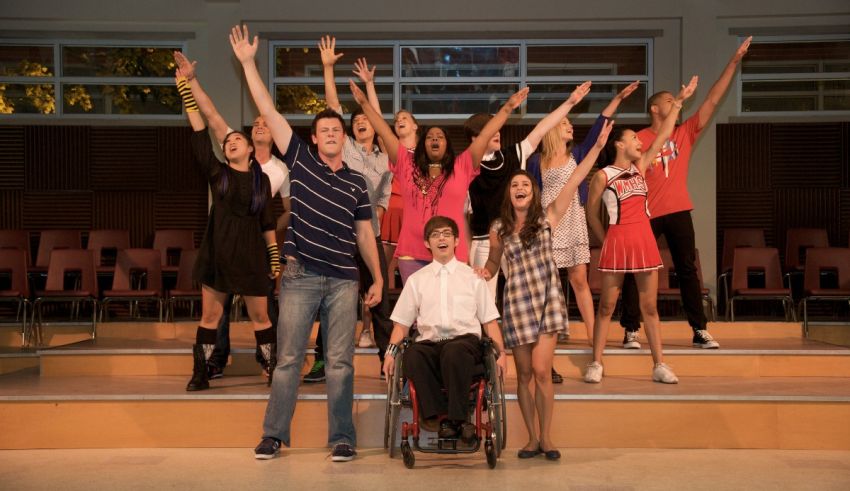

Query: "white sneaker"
left=358, top=329, right=374, bottom=348
left=692, top=330, right=720, bottom=349
left=652, top=363, right=679, bottom=384
left=584, top=361, right=604, bottom=383
left=623, top=331, right=641, bottom=349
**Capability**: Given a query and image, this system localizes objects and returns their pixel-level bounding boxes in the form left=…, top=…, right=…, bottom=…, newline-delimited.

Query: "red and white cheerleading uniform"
left=597, top=164, right=663, bottom=273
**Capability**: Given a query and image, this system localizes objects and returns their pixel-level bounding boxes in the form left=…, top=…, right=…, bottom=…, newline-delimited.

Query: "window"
left=269, top=39, right=652, bottom=122
left=0, top=42, right=184, bottom=117
left=739, top=36, right=850, bottom=114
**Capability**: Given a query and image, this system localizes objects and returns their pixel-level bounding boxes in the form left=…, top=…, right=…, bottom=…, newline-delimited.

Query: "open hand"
left=594, top=119, right=614, bottom=149
left=229, top=24, right=258, bottom=64
left=173, top=51, right=197, bottom=80
left=617, top=80, right=640, bottom=100
left=353, top=57, right=375, bottom=84
left=349, top=79, right=368, bottom=105
left=568, top=81, right=592, bottom=105
left=319, top=35, right=343, bottom=67
left=733, top=36, right=752, bottom=63
left=677, top=75, right=699, bottom=102
left=505, top=86, right=530, bottom=111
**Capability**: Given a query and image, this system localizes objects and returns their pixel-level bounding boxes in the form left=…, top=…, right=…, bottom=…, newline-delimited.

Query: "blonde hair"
left=540, top=124, right=573, bottom=171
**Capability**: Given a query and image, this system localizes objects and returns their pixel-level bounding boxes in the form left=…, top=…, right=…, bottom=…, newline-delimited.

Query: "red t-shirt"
left=636, top=114, right=701, bottom=218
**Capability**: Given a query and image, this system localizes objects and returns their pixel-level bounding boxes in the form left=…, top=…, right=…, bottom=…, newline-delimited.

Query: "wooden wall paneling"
left=154, top=192, right=208, bottom=248
left=841, top=190, right=850, bottom=247
left=92, top=192, right=155, bottom=248
left=842, top=122, right=850, bottom=188
left=715, top=189, right=775, bottom=274
left=716, top=123, right=771, bottom=191
left=773, top=188, right=841, bottom=264
left=0, top=190, right=22, bottom=229
left=90, top=128, right=159, bottom=191
left=770, top=123, right=843, bottom=188
left=22, top=191, right=92, bottom=230
left=157, top=127, right=205, bottom=193
left=0, top=126, right=25, bottom=190
left=24, top=126, right=90, bottom=191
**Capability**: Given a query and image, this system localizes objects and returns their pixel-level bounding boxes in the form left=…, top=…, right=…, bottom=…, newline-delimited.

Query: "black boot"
left=186, top=344, right=209, bottom=391
left=255, top=327, right=276, bottom=387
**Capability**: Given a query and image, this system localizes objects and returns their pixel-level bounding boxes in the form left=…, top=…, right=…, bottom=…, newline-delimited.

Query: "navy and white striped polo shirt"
left=281, top=132, right=372, bottom=281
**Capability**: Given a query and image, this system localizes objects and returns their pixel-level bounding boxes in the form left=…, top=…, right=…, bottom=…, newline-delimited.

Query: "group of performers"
left=172, top=24, right=752, bottom=460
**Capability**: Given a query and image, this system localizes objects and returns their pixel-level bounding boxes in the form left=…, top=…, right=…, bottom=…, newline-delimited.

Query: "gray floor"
left=1, top=448, right=849, bottom=490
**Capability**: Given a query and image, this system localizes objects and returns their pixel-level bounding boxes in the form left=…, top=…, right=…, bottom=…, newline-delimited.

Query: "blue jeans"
left=262, top=257, right=359, bottom=447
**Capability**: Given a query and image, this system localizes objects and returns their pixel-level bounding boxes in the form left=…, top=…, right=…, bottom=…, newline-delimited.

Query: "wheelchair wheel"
left=497, top=372, right=507, bottom=452
left=401, top=440, right=415, bottom=469
left=485, top=440, right=497, bottom=469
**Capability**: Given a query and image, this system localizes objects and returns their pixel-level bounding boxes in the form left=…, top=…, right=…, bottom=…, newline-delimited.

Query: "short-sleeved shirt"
left=390, top=257, right=500, bottom=342
left=391, top=143, right=479, bottom=262
left=342, top=136, right=391, bottom=237
left=281, top=132, right=372, bottom=281
left=468, top=140, right=533, bottom=240
left=220, top=127, right=290, bottom=199
left=637, top=114, right=701, bottom=218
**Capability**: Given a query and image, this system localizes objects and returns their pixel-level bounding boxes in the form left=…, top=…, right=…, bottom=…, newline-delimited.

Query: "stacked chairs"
left=718, top=228, right=765, bottom=311
left=100, top=249, right=164, bottom=322
left=31, top=230, right=82, bottom=283
left=384, top=336, right=506, bottom=469
left=87, top=229, right=131, bottom=275
left=0, top=230, right=31, bottom=267
left=657, top=248, right=716, bottom=322
left=166, top=249, right=201, bottom=321
left=800, top=248, right=850, bottom=336
left=0, top=249, right=31, bottom=346
left=153, top=229, right=195, bottom=275
left=31, top=249, right=99, bottom=345
left=727, top=247, right=795, bottom=322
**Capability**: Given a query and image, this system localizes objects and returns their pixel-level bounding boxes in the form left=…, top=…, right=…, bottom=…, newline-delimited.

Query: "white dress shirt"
left=390, top=257, right=500, bottom=342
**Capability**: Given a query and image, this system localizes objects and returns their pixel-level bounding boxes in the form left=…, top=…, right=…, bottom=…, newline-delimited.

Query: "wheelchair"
left=383, top=336, right=507, bottom=469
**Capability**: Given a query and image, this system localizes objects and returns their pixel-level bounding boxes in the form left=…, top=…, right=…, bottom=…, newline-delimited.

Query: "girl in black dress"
left=175, top=66, right=280, bottom=391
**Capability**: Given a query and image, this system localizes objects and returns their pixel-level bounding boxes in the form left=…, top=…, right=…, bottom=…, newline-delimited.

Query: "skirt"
left=598, top=221, right=662, bottom=273
left=380, top=193, right=403, bottom=245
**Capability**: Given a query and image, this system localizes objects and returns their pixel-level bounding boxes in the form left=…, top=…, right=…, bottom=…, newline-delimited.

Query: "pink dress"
left=390, top=143, right=479, bottom=263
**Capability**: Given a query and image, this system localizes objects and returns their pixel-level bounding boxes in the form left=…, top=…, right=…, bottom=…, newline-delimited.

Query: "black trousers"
left=402, top=334, right=483, bottom=422
left=315, top=236, right=392, bottom=362
left=209, top=279, right=277, bottom=368
left=620, top=210, right=707, bottom=333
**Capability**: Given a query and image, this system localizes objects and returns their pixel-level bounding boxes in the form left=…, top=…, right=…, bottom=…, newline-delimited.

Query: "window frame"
left=269, top=37, right=653, bottom=123
left=736, top=34, right=850, bottom=117
left=0, top=39, right=187, bottom=120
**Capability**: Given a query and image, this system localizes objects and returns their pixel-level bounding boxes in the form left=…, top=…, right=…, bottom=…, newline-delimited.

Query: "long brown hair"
left=498, top=170, right=544, bottom=249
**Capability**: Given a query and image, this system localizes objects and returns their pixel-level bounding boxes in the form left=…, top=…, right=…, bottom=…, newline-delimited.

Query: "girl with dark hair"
left=175, top=66, right=280, bottom=392
left=583, top=76, right=698, bottom=385
left=350, top=80, right=528, bottom=282
left=476, top=121, right=613, bottom=461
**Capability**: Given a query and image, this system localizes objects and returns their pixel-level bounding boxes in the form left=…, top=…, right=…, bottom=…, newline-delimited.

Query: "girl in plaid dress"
left=476, top=121, right=612, bottom=461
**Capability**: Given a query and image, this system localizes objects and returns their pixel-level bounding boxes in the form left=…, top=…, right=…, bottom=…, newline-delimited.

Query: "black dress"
left=191, top=130, right=275, bottom=296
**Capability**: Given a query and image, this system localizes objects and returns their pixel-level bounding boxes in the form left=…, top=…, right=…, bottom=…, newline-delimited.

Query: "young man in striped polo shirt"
left=230, top=25, right=383, bottom=462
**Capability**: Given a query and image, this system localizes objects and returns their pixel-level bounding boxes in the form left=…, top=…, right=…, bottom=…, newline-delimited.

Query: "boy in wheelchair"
left=383, top=215, right=507, bottom=441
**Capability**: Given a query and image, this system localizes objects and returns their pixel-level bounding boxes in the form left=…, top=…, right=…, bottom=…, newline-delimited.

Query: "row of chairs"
left=0, top=229, right=197, bottom=273
left=718, top=228, right=850, bottom=329
left=0, top=248, right=200, bottom=347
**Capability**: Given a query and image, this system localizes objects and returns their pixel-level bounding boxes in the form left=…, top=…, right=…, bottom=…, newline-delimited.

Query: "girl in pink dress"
left=584, top=76, right=698, bottom=385
left=350, top=80, right=529, bottom=283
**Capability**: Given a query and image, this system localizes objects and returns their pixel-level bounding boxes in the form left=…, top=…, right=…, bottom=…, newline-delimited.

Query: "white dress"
left=541, top=155, right=591, bottom=269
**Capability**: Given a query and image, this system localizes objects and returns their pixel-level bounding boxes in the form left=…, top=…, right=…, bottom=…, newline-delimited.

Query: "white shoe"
left=623, top=331, right=641, bottom=349
left=693, top=330, right=720, bottom=349
left=652, top=363, right=679, bottom=384
left=358, top=329, right=374, bottom=348
left=584, top=361, right=604, bottom=383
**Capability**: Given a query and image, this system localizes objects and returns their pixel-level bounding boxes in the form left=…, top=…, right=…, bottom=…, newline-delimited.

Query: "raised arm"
left=230, top=24, right=293, bottom=153
left=174, top=51, right=229, bottom=143
left=175, top=69, right=204, bottom=132
left=637, top=76, right=698, bottom=174
left=350, top=80, right=399, bottom=162
left=353, top=58, right=382, bottom=115
left=585, top=171, right=608, bottom=245
left=319, top=35, right=344, bottom=114
left=468, top=87, right=529, bottom=167
left=523, top=81, right=591, bottom=149
left=601, top=80, right=640, bottom=118
left=547, top=119, right=613, bottom=225
left=697, top=36, right=751, bottom=131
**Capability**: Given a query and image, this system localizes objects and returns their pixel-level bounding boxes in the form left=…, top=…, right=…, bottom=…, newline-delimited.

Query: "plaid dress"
left=496, top=219, right=568, bottom=348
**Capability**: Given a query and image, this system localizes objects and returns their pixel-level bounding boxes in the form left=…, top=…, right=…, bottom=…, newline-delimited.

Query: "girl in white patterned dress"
left=476, top=121, right=612, bottom=461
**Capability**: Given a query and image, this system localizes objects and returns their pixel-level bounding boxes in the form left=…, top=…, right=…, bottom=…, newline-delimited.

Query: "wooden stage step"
left=1, top=320, right=848, bottom=451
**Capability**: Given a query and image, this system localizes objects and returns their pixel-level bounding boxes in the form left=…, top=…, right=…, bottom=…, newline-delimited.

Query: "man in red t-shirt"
left=619, top=36, right=751, bottom=350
